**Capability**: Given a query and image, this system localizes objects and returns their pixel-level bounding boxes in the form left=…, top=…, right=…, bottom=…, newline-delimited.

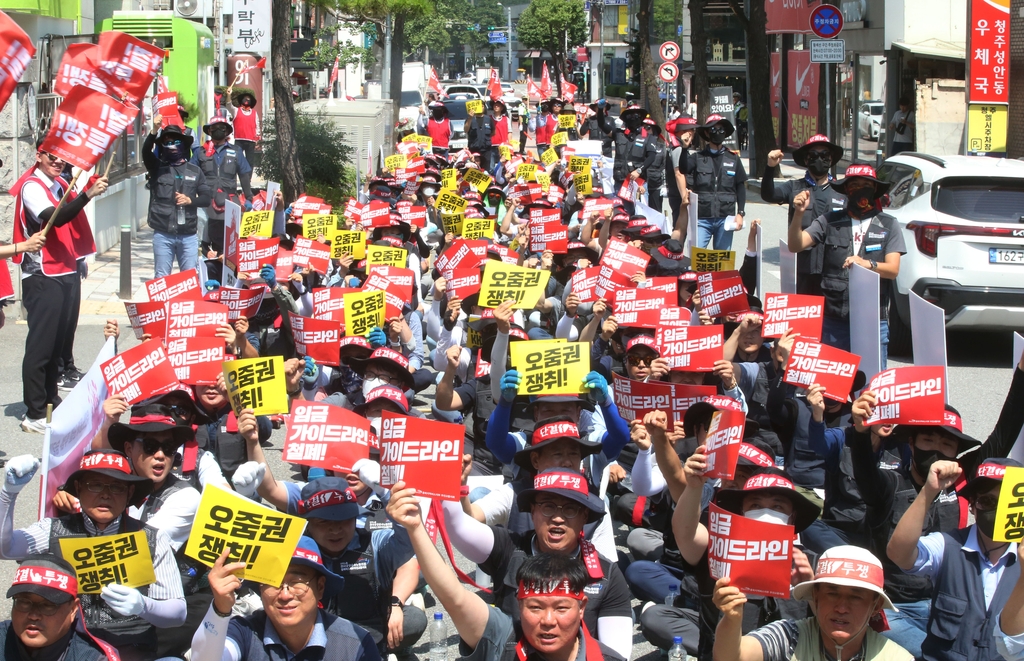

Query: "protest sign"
left=40, top=87, right=139, bottom=171
left=536, top=172, right=552, bottom=192
left=707, top=502, right=793, bottom=599
left=101, top=339, right=179, bottom=404
left=573, top=171, right=593, bottom=195
left=185, top=484, right=307, bottom=586
left=240, top=211, right=274, bottom=238
left=569, top=267, right=601, bottom=303
left=993, top=466, right=1024, bottom=542
left=219, top=287, right=264, bottom=321
left=462, top=218, right=494, bottom=240
left=223, top=356, right=290, bottom=415
left=441, top=168, right=458, bottom=190
left=289, top=313, right=343, bottom=366
left=463, top=168, right=492, bottom=192
left=154, top=92, right=181, bottom=128
left=311, top=287, right=356, bottom=323
left=124, top=301, right=167, bottom=340
left=145, top=270, right=202, bottom=303
left=166, top=300, right=229, bottom=339
left=646, top=277, right=679, bottom=298
left=783, top=341, right=861, bottom=402
left=435, top=239, right=488, bottom=279
left=274, top=248, right=294, bottom=282
left=550, top=131, right=568, bottom=147
left=697, top=271, right=749, bottom=317
left=95, top=31, right=165, bottom=103
left=655, top=325, right=723, bottom=371
left=478, top=261, right=551, bottom=309
left=466, top=99, right=484, bottom=114
left=368, top=245, right=408, bottom=268
left=600, top=239, right=651, bottom=276
left=59, top=532, right=155, bottom=594
left=284, top=401, right=371, bottom=473
left=517, top=163, right=538, bottom=182
left=558, top=114, right=576, bottom=129
left=582, top=197, right=614, bottom=218
left=399, top=204, right=427, bottom=229
left=530, top=222, right=569, bottom=254
left=167, top=337, right=225, bottom=385
left=236, top=238, right=280, bottom=277
left=510, top=340, right=589, bottom=395
left=358, top=201, right=390, bottom=228
left=613, top=287, right=674, bottom=315
left=440, top=213, right=464, bottom=237
left=343, top=290, right=385, bottom=337
left=292, top=237, right=331, bottom=274
left=330, top=230, right=366, bottom=260
left=291, top=195, right=324, bottom=215
left=303, top=214, right=338, bottom=240
left=670, top=384, right=720, bottom=420
left=704, top=410, right=746, bottom=480
left=864, top=366, right=945, bottom=426
left=594, top=265, right=634, bottom=302
left=447, top=268, right=482, bottom=302
left=379, top=412, right=464, bottom=500
left=763, top=293, right=824, bottom=341
left=435, top=190, right=468, bottom=215
left=541, top=148, right=559, bottom=166
left=691, top=247, right=736, bottom=273
left=384, top=154, right=407, bottom=171
left=568, top=156, right=592, bottom=174
left=612, top=375, right=675, bottom=430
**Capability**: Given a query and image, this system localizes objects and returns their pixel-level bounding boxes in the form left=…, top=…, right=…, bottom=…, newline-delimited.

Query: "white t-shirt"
left=891, top=110, right=915, bottom=143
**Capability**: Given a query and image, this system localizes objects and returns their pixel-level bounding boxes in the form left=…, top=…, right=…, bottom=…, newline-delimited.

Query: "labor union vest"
left=818, top=210, right=900, bottom=320
left=137, top=475, right=208, bottom=595
left=321, top=530, right=391, bottom=654
left=790, top=177, right=846, bottom=296
left=195, top=144, right=243, bottom=220
left=791, top=617, right=911, bottom=661
left=691, top=150, right=740, bottom=219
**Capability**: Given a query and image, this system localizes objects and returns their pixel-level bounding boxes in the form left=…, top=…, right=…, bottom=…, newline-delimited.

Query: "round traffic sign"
left=809, top=5, right=843, bottom=38
left=658, top=62, right=679, bottom=83
left=659, top=41, right=680, bottom=62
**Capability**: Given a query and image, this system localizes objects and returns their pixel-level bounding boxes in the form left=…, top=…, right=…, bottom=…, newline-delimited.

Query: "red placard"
left=490, top=244, right=520, bottom=265
left=165, top=299, right=229, bottom=339
left=166, top=337, right=225, bottom=385
left=697, top=271, right=749, bottom=317
left=529, top=207, right=562, bottom=224
left=582, top=197, right=615, bottom=217
left=763, top=293, right=824, bottom=341
left=274, top=248, right=294, bottom=282
left=783, top=340, right=861, bottom=402
left=219, top=287, right=264, bottom=321
left=400, top=204, right=427, bottom=229
left=292, top=195, right=324, bottom=215
left=435, top=239, right=488, bottom=280
left=359, top=201, right=390, bottom=228
left=765, top=0, right=814, bottom=32
left=595, top=265, right=633, bottom=301
left=39, top=87, right=139, bottom=172
left=707, top=502, right=794, bottom=598
left=613, top=287, right=674, bottom=315
left=530, top=222, right=569, bottom=254
left=570, top=266, right=601, bottom=303
left=612, top=374, right=676, bottom=430
left=124, top=301, right=167, bottom=340
left=95, top=31, right=165, bottom=103
left=508, top=183, right=543, bottom=205
left=447, top=268, right=482, bottom=302
left=645, top=277, right=679, bottom=299
left=284, top=401, right=372, bottom=473
left=670, top=383, right=720, bottom=420
left=311, top=287, right=358, bottom=323
left=100, top=338, right=180, bottom=404
left=292, top=237, right=331, bottom=274
left=865, top=366, right=946, bottom=426
left=236, top=237, right=280, bottom=277
left=289, top=313, right=344, bottom=366
left=146, top=269, right=202, bottom=303
left=969, top=0, right=1010, bottom=103
left=787, top=50, right=819, bottom=149
left=600, top=239, right=651, bottom=277
left=614, top=305, right=687, bottom=329
left=379, top=412, right=464, bottom=501
left=655, top=324, right=724, bottom=371
left=367, top=266, right=415, bottom=301
left=362, top=271, right=408, bottom=320
left=154, top=91, right=182, bottom=128
left=704, top=409, right=746, bottom=480
left=53, top=43, right=107, bottom=99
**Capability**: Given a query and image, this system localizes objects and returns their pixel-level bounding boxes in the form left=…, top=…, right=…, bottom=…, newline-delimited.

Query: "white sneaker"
left=642, top=600, right=656, bottom=614
left=20, top=417, right=46, bottom=434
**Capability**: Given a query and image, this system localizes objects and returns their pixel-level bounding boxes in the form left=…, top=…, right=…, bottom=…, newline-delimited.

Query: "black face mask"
left=708, top=127, right=728, bottom=144
left=432, top=110, right=443, bottom=120
left=847, top=189, right=876, bottom=218
left=210, top=128, right=229, bottom=141
left=159, top=143, right=184, bottom=163
left=912, top=447, right=947, bottom=480
left=806, top=155, right=831, bottom=177
left=975, top=507, right=997, bottom=539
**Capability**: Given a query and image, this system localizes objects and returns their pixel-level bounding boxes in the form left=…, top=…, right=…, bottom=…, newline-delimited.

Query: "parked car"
left=876, top=153, right=1024, bottom=354
left=398, top=89, right=424, bottom=126
left=443, top=100, right=470, bottom=150
left=859, top=101, right=884, bottom=140
left=442, top=84, right=481, bottom=100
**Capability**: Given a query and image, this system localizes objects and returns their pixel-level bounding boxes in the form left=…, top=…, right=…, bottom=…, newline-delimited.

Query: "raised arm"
left=671, top=444, right=711, bottom=566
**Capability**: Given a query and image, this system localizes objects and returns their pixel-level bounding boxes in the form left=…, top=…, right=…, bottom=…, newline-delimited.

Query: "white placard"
left=1010, top=333, right=1024, bottom=463
left=849, top=264, right=881, bottom=380
left=233, top=0, right=272, bottom=54
left=684, top=192, right=698, bottom=258
left=755, top=221, right=763, bottom=298
left=909, top=290, right=949, bottom=401
left=810, top=39, right=846, bottom=63
left=778, top=239, right=797, bottom=294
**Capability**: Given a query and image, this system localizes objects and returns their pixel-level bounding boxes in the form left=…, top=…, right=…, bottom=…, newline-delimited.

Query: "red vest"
left=536, top=113, right=553, bottom=145
left=426, top=117, right=451, bottom=148
left=492, top=115, right=510, bottom=145
left=11, top=169, right=95, bottom=277
left=233, top=107, right=260, bottom=141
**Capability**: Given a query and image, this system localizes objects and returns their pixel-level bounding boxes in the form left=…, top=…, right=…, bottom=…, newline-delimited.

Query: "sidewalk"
left=78, top=225, right=155, bottom=319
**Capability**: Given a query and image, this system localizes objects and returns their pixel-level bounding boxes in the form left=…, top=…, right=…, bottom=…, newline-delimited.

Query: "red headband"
left=13, top=566, right=78, bottom=596
left=127, top=414, right=177, bottom=426
left=516, top=579, right=584, bottom=601
left=976, top=462, right=1007, bottom=480
left=533, top=421, right=581, bottom=445
left=297, top=489, right=358, bottom=515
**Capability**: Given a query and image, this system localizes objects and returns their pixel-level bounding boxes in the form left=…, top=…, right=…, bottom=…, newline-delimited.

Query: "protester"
left=684, top=115, right=746, bottom=250
left=225, top=86, right=261, bottom=165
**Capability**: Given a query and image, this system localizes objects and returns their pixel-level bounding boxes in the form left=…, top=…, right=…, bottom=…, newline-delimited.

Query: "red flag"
left=166, top=337, right=225, bottom=385
left=0, top=12, right=34, bottom=113
left=100, top=339, right=180, bottom=404
left=53, top=43, right=108, bottom=99
left=379, top=412, right=465, bottom=501
left=488, top=68, right=503, bottom=101
left=40, top=87, right=139, bottom=171
left=284, top=401, right=372, bottom=473
left=526, top=76, right=542, bottom=100
left=428, top=66, right=445, bottom=96
left=708, top=502, right=794, bottom=599
left=95, top=31, right=165, bottom=103
left=329, top=56, right=340, bottom=87
left=783, top=340, right=861, bottom=403
left=539, top=62, right=552, bottom=98
left=560, top=74, right=577, bottom=103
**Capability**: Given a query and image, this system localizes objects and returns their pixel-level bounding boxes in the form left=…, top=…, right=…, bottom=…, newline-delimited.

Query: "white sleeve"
left=426, top=298, right=442, bottom=343
left=554, top=314, right=579, bottom=340
left=434, top=318, right=470, bottom=380
left=198, top=451, right=230, bottom=489
left=0, top=489, right=50, bottom=559
left=489, top=331, right=510, bottom=401
left=597, top=616, right=634, bottom=659
left=22, top=181, right=53, bottom=218
left=630, top=447, right=666, bottom=497
left=475, top=484, right=514, bottom=527
left=441, top=499, right=494, bottom=564
left=136, top=487, right=201, bottom=551
left=191, top=605, right=240, bottom=661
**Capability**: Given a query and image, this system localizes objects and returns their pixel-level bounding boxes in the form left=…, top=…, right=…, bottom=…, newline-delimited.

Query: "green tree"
left=257, top=112, right=355, bottom=206
left=728, top=0, right=776, bottom=175
left=302, top=25, right=374, bottom=71
left=516, top=0, right=587, bottom=95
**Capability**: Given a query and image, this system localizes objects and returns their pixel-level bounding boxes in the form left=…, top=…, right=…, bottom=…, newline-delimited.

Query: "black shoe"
left=57, top=367, right=85, bottom=390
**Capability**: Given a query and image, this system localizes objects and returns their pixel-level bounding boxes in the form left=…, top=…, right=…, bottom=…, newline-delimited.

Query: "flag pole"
left=41, top=169, right=83, bottom=238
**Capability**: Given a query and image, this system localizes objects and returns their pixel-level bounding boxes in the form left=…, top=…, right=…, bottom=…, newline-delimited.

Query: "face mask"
left=432, top=110, right=443, bottom=120
left=422, top=186, right=438, bottom=198
left=744, top=508, right=790, bottom=526
left=367, top=415, right=382, bottom=436
left=708, top=127, right=728, bottom=144
left=160, top=144, right=183, bottom=163
left=362, top=377, right=386, bottom=399
left=346, top=276, right=361, bottom=288
left=975, top=507, right=997, bottom=539
left=210, top=128, right=229, bottom=141
left=242, top=99, right=252, bottom=107
left=847, top=189, right=876, bottom=217
left=912, top=447, right=945, bottom=480
left=806, top=155, right=831, bottom=177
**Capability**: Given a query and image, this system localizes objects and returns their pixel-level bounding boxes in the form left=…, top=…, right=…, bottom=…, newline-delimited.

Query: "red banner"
left=284, top=401, right=372, bottom=473
left=100, top=338, right=180, bottom=404
left=219, top=287, right=264, bottom=321
left=783, top=340, right=861, bottom=402
left=787, top=50, right=819, bottom=150
left=704, top=409, right=746, bottom=480
left=655, top=325, right=723, bottom=371
left=237, top=237, right=280, bottom=277
left=570, top=266, right=601, bottom=303
left=166, top=337, right=225, bottom=385
left=165, top=300, right=229, bottom=339
left=763, top=293, right=824, bottom=341
left=40, top=87, right=139, bottom=171
left=54, top=44, right=107, bottom=99
left=613, top=287, right=674, bottom=316
left=600, top=239, right=651, bottom=277
left=447, top=268, right=482, bottom=302
left=766, top=0, right=816, bottom=32
left=292, top=238, right=331, bottom=274
left=124, top=301, right=167, bottom=340
left=95, top=31, right=166, bottom=103
left=697, top=271, right=749, bottom=317
left=771, top=53, right=782, bottom=143
left=146, top=269, right=202, bottom=303
left=530, top=221, right=569, bottom=254
left=865, top=366, right=946, bottom=426
left=969, top=0, right=1011, bottom=103
left=379, top=412, right=464, bottom=501
left=289, top=313, right=343, bottom=366
left=708, top=502, right=794, bottom=598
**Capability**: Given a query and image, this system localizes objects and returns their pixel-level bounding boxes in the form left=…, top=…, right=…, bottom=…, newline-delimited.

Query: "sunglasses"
left=41, top=153, right=64, bottom=164
left=134, top=437, right=182, bottom=457
left=626, top=354, right=654, bottom=367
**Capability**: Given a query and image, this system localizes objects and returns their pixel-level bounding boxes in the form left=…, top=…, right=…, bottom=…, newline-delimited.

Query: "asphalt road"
left=0, top=197, right=1017, bottom=658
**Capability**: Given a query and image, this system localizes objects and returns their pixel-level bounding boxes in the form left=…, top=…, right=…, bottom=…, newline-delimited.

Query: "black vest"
left=196, top=412, right=248, bottom=482
left=625, top=134, right=647, bottom=173
left=784, top=396, right=826, bottom=489
left=322, top=530, right=391, bottom=654
left=195, top=145, right=242, bottom=220
left=49, top=515, right=158, bottom=650
left=691, top=150, right=740, bottom=219
left=137, top=475, right=208, bottom=595
left=0, top=619, right=106, bottom=661
left=819, top=210, right=898, bottom=320
left=613, top=129, right=638, bottom=182
left=147, top=161, right=205, bottom=235
left=822, top=432, right=903, bottom=545
left=469, top=115, right=494, bottom=151
left=921, top=527, right=1020, bottom=661
left=791, top=177, right=845, bottom=296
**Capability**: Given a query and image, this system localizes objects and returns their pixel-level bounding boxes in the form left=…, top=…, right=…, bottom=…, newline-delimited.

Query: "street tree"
left=515, top=0, right=587, bottom=95
left=689, top=0, right=711, bottom=120
left=636, top=0, right=665, bottom=126
left=728, top=0, right=776, bottom=175
left=271, top=0, right=304, bottom=201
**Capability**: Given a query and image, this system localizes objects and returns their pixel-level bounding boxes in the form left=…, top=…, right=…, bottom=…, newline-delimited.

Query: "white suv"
left=876, top=153, right=1024, bottom=354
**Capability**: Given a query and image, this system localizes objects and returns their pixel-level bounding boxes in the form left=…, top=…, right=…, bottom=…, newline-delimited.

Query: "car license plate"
left=989, top=248, right=1024, bottom=264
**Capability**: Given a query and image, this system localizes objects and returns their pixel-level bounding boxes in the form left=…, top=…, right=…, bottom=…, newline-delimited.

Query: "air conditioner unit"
left=174, top=0, right=211, bottom=19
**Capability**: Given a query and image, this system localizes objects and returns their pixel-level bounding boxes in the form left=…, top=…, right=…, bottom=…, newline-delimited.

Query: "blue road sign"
left=809, top=5, right=843, bottom=38
left=489, top=31, right=507, bottom=44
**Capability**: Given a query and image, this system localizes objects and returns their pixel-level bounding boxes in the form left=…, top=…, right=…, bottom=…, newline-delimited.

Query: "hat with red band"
left=524, top=393, right=596, bottom=417
left=514, top=416, right=601, bottom=470
left=959, top=457, right=1023, bottom=500
left=516, top=579, right=584, bottom=601
left=297, top=478, right=366, bottom=521
left=894, top=404, right=981, bottom=454
left=625, top=334, right=660, bottom=355
left=343, top=347, right=415, bottom=391
left=63, top=450, right=153, bottom=507
left=682, top=396, right=757, bottom=439
left=108, top=402, right=194, bottom=455
left=339, top=336, right=373, bottom=359
left=516, top=468, right=606, bottom=523
left=623, top=216, right=651, bottom=234
left=353, top=385, right=410, bottom=416
left=8, top=554, right=78, bottom=605
left=737, top=442, right=776, bottom=468
left=289, top=536, right=345, bottom=597
left=833, top=163, right=891, bottom=196
left=792, top=545, right=894, bottom=611
left=697, top=114, right=734, bottom=141
left=792, top=134, right=845, bottom=168
left=714, top=468, right=821, bottom=533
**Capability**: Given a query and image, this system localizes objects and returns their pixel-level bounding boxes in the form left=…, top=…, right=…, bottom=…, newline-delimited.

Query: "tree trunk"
left=689, top=0, right=710, bottom=120
left=637, top=0, right=664, bottom=126
left=743, top=0, right=775, bottom=176
left=271, top=0, right=304, bottom=202
left=553, top=53, right=564, bottom=96
left=389, top=13, right=407, bottom=125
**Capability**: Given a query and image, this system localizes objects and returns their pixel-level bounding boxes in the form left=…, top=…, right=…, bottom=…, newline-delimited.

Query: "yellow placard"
left=967, top=104, right=1008, bottom=154
left=441, top=168, right=458, bottom=191
left=441, top=213, right=465, bottom=236
left=463, top=218, right=494, bottom=240
left=536, top=172, right=551, bottom=192
left=498, top=145, right=512, bottom=162
left=467, top=99, right=484, bottom=114
left=367, top=244, right=408, bottom=268
left=692, top=247, right=737, bottom=272
left=303, top=214, right=338, bottom=240
left=184, top=484, right=307, bottom=587
left=59, top=532, right=156, bottom=594
left=517, top=163, right=538, bottom=182
left=550, top=131, right=568, bottom=147
left=558, top=114, right=576, bottom=129
left=510, top=340, right=589, bottom=395
left=464, top=168, right=493, bottom=193
left=403, top=134, right=432, bottom=148
left=574, top=171, right=593, bottom=195
left=343, top=289, right=386, bottom=337
left=541, top=148, right=559, bottom=167
left=478, top=261, right=551, bottom=310
left=569, top=157, right=592, bottom=174
left=239, top=211, right=273, bottom=238
left=223, top=356, right=290, bottom=416
left=993, top=466, right=1024, bottom=542
left=384, top=154, right=408, bottom=170
left=330, top=230, right=366, bottom=260
left=435, top=190, right=468, bottom=215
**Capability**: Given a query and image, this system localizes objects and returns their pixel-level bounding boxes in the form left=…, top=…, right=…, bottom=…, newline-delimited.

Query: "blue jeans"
left=880, top=318, right=889, bottom=369
left=696, top=217, right=734, bottom=251
left=153, top=230, right=198, bottom=279
left=821, top=316, right=852, bottom=352
left=881, top=599, right=930, bottom=658
left=624, top=560, right=690, bottom=604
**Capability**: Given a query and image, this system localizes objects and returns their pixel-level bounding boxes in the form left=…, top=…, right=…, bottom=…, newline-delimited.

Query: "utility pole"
left=382, top=14, right=392, bottom=99
left=597, top=0, right=605, bottom=99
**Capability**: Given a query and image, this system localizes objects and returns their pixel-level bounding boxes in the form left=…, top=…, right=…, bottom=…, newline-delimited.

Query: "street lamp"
left=497, top=3, right=513, bottom=80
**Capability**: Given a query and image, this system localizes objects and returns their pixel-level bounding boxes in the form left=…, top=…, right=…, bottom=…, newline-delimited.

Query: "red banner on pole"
left=146, top=269, right=202, bottom=303
left=237, top=237, right=280, bottom=277
left=707, top=502, right=794, bottom=598
left=763, top=293, right=824, bottom=341
left=220, top=287, right=264, bottom=321
left=787, top=50, right=819, bottom=149
left=0, top=12, right=34, bottom=113
left=53, top=44, right=107, bottom=99
left=655, top=324, right=723, bottom=371
left=100, top=339, right=180, bottom=404
left=40, top=87, right=139, bottom=172
left=165, top=300, right=229, bottom=339
left=865, top=366, right=946, bottom=426
left=289, top=313, right=344, bottom=366
left=95, top=31, right=166, bottom=104
left=124, top=301, right=167, bottom=340
left=968, top=0, right=1011, bottom=103
left=379, top=412, right=464, bottom=501
left=783, top=340, right=861, bottom=402
left=166, top=337, right=225, bottom=385
left=697, top=271, right=749, bottom=317
left=285, top=401, right=372, bottom=473
left=704, top=410, right=746, bottom=480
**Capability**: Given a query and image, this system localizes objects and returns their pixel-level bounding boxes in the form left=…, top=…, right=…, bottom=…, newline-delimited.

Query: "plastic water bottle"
left=665, top=583, right=680, bottom=606
left=430, top=612, right=447, bottom=661
left=668, top=636, right=685, bottom=661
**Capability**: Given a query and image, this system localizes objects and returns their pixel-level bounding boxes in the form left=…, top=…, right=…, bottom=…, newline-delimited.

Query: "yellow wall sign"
left=303, top=214, right=338, bottom=240
left=510, top=340, right=589, bottom=395
left=550, top=131, right=568, bottom=147
left=692, top=247, right=737, bottom=272
left=184, top=484, right=307, bottom=587
left=967, top=104, right=1008, bottom=155
left=477, top=261, right=551, bottom=309
left=384, top=154, right=408, bottom=170
left=223, top=356, right=290, bottom=415
left=367, top=244, right=408, bottom=268
left=330, top=230, right=366, bottom=260
left=463, top=218, right=494, bottom=240
left=59, top=532, right=156, bottom=594
left=993, top=466, right=1024, bottom=542
left=240, top=211, right=273, bottom=238
left=343, top=289, right=386, bottom=337
left=466, top=99, right=485, bottom=114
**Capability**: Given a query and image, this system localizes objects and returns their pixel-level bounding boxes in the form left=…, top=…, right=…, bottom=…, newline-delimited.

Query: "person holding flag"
left=224, top=87, right=261, bottom=166
left=421, top=101, right=451, bottom=158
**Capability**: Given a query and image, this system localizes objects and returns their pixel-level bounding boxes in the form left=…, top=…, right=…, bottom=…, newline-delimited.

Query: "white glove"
left=352, top=458, right=385, bottom=498
left=100, top=584, right=146, bottom=616
left=4, top=455, right=39, bottom=494
left=232, top=462, right=266, bottom=499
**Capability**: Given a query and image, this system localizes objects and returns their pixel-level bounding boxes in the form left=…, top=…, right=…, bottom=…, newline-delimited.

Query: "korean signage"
left=968, top=0, right=1010, bottom=104
left=284, top=401, right=372, bottom=473
left=379, top=412, right=464, bottom=500
left=101, top=339, right=179, bottom=404
left=707, top=503, right=793, bottom=598
left=967, top=104, right=1008, bottom=155
left=783, top=340, right=861, bottom=402
left=223, top=356, right=290, bottom=415
left=233, top=0, right=271, bottom=53
left=865, top=366, right=945, bottom=426
left=510, top=340, right=589, bottom=395
left=786, top=50, right=819, bottom=150
left=59, top=532, right=155, bottom=594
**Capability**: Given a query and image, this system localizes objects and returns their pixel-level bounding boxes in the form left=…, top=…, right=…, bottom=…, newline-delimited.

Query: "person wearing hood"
left=143, top=116, right=212, bottom=278
left=683, top=114, right=747, bottom=251
left=788, top=164, right=904, bottom=360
